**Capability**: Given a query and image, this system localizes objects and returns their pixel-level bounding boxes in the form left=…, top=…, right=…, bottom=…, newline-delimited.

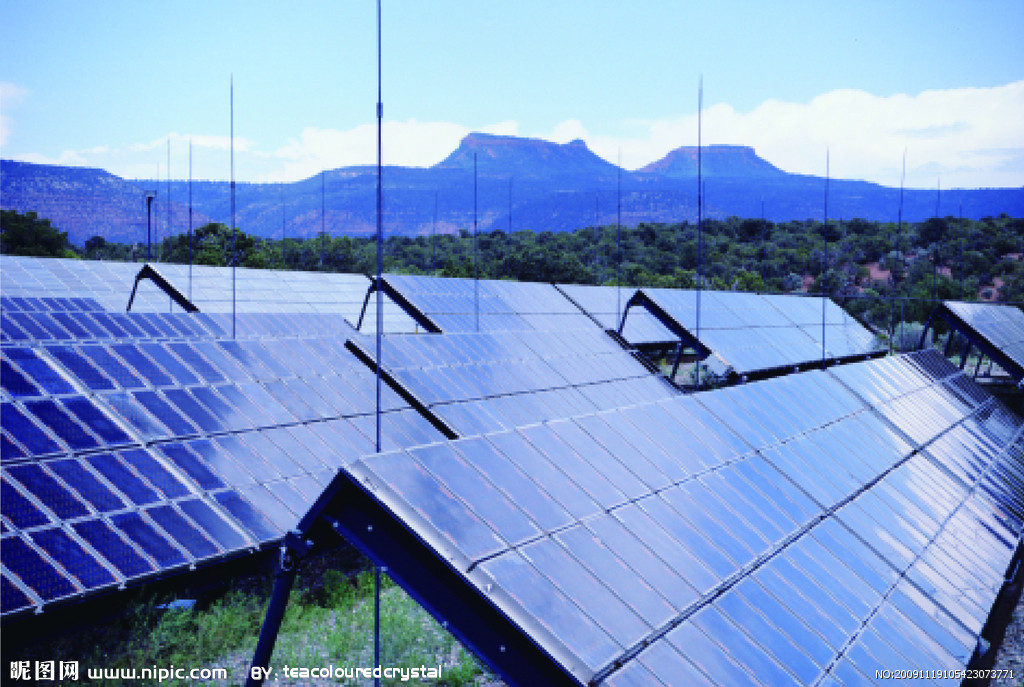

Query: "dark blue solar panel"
left=50, top=312, right=94, bottom=339
left=1, top=433, right=26, bottom=462
left=213, top=490, right=279, bottom=541
left=28, top=313, right=72, bottom=340
left=60, top=396, right=133, bottom=446
left=7, top=464, right=89, bottom=520
left=166, top=343, right=226, bottom=384
left=1, top=476, right=52, bottom=529
left=79, top=346, right=146, bottom=389
left=4, top=348, right=75, bottom=395
left=48, top=459, right=126, bottom=513
left=1, top=536, right=77, bottom=600
left=177, top=498, right=248, bottom=550
left=111, top=344, right=173, bottom=387
left=88, top=312, right=129, bottom=339
left=6, top=312, right=52, bottom=340
left=119, top=449, right=190, bottom=499
left=110, top=512, right=187, bottom=568
left=1, top=359, right=42, bottom=398
left=101, top=393, right=169, bottom=441
left=46, top=345, right=115, bottom=391
left=156, top=443, right=225, bottom=490
left=1, top=573, right=33, bottom=613
left=30, top=527, right=116, bottom=588
left=24, top=399, right=99, bottom=451
left=1, top=402, right=62, bottom=456
left=72, top=519, right=153, bottom=577
left=139, top=343, right=199, bottom=385
left=145, top=505, right=220, bottom=559
left=161, top=388, right=222, bottom=433
left=85, top=453, right=159, bottom=506
left=132, top=390, right=197, bottom=436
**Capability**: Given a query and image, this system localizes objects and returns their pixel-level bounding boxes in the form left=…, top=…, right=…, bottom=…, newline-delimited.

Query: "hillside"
left=2, top=135, right=1022, bottom=245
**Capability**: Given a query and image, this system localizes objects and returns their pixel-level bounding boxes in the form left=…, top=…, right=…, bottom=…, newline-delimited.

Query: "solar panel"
left=293, top=349, right=1023, bottom=686
left=927, top=301, right=1024, bottom=381
left=619, top=287, right=886, bottom=380
left=381, top=274, right=597, bottom=333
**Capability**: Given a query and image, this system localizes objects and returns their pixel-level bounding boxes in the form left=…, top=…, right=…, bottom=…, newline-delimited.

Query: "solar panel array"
left=0, top=255, right=416, bottom=330
left=3, top=256, right=1023, bottom=687
left=939, top=301, right=1024, bottom=380
left=353, top=327, right=677, bottom=436
left=1, top=290, right=443, bottom=617
left=383, top=274, right=597, bottom=333
left=555, top=283, right=677, bottom=345
left=629, top=288, right=885, bottom=378
left=332, top=349, right=1023, bottom=686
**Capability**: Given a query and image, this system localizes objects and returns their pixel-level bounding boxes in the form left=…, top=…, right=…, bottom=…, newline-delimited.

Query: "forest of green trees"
left=3, top=208, right=1022, bottom=333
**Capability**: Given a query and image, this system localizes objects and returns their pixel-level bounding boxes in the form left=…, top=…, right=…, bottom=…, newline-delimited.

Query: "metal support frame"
left=344, top=339, right=459, bottom=441
left=248, top=468, right=580, bottom=687
left=126, top=263, right=200, bottom=313
left=246, top=532, right=313, bottom=687
left=618, top=290, right=711, bottom=382
left=927, top=303, right=1024, bottom=382
left=356, top=276, right=443, bottom=334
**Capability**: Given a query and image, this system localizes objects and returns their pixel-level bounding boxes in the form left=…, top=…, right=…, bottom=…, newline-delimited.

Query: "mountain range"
left=2, top=133, right=1021, bottom=246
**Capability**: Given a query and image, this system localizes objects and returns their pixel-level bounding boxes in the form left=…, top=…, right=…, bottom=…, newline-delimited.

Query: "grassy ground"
left=11, top=547, right=496, bottom=686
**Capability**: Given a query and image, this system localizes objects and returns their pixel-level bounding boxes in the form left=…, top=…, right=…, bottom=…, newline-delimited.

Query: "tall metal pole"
left=146, top=192, right=154, bottom=260
left=431, top=190, right=437, bottom=271
left=959, top=203, right=964, bottom=299
left=281, top=184, right=287, bottom=268
left=374, top=2, right=384, bottom=684
left=321, top=170, right=326, bottom=271
left=822, top=149, right=829, bottom=369
left=188, top=139, right=193, bottom=300
left=166, top=138, right=171, bottom=262
left=761, top=197, right=767, bottom=291
left=474, top=152, right=479, bottom=332
left=231, top=75, right=237, bottom=339
left=594, top=193, right=600, bottom=285
left=616, top=151, right=622, bottom=322
left=696, top=76, right=703, bottom=390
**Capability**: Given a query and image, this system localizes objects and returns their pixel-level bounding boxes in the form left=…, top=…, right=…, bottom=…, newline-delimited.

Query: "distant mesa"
left=640, top=145, right=787, bottom=178
left=2, top=133, right=1022, bottom=245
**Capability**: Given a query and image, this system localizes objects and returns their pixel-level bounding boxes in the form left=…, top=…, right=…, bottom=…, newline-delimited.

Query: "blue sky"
left=2, top=0, right=1022, bottom=188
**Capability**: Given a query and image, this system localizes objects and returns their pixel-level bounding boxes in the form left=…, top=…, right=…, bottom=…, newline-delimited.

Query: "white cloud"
left=264, top=119, right=522, bottom=182
left=0, top=82, right=29, bottom=147
left=581, top=80, right=1024, bottom=188
left=7, top=82, right=1021, bottom=188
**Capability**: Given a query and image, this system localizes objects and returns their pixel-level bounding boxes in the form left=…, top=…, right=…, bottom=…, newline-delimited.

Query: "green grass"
left=11, top=552, right=495, bottom=686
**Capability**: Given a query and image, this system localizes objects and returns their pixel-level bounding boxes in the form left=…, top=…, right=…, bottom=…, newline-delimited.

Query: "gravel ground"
left=991, top=590, right=1024, bottom=687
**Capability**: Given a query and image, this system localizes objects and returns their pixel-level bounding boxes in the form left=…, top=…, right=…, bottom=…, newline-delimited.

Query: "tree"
left=1, top=210, right=75, bottom=258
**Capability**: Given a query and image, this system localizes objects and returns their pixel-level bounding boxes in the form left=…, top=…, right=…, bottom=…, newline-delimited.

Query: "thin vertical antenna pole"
left=281, top=184, right=286, bottom=268
left=374, top=2, right=383, bottom=683
left=696, top=75, right=703, bottom=390
left=230, top=75, right=236, bottom=340
left=431, top=190, right=437, bottom=271
left=166, top=138, right=171, bottom=263
left=188, top=139, right=193, bottom=300
left=898, top=150, right=905, bottom=335
left=474, top=152, right=479, bottom=333
left=321, top=171, right=326, bottom=271
left=761, top=197, right=767, bottom=292
left=616, top=150, right=622, bottom=324
left=933, top=177, right=940, bottom=301
left=822, top=149, right=829, bottom=369
left=507, top=176, right=512, bottom=269
left=959, top=203, right=964, bottom=299
left=595, top=193, right=599, bottom=285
